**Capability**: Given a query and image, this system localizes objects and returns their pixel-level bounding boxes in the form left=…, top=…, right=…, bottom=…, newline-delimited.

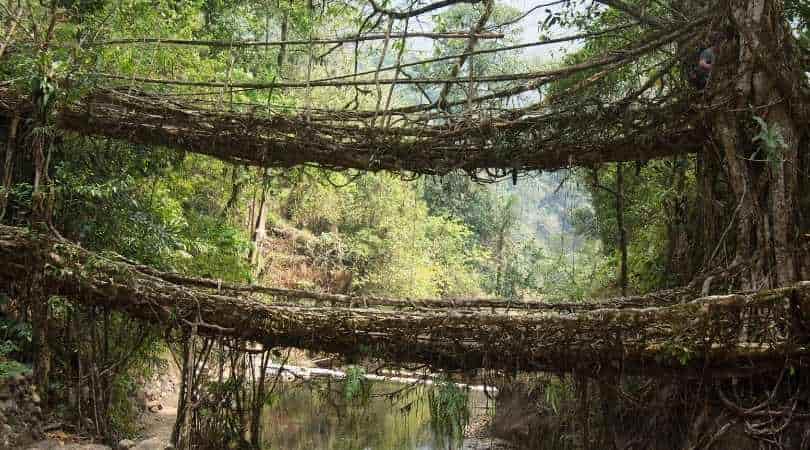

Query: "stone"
left=132, top=437, right=168, bottom=450
left=31, top=428, right=44, bottom=441
left=1, top=399, right=17, bottom=413
left=146, top=400, right=162, bottom=413
left=118, top=439, right=136, bottom=449
left=31, top=392, right=41, bottom=404
left=134, top=390, right=148, bottom=410
left=11, top=373, right=25, bottom=385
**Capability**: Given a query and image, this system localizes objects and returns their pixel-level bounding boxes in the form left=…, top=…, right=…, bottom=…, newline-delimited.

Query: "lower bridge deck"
left=1, top=225, right=808, bottom=377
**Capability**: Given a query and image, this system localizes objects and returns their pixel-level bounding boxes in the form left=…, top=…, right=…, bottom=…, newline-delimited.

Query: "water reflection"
left=261, top=381, right=492, bottom=450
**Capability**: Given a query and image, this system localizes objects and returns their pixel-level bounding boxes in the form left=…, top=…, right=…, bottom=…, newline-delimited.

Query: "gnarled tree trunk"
left=708, top=0, right=806, bottom=288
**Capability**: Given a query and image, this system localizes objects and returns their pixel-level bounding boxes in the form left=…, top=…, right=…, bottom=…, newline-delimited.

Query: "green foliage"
left=4, top=0, right=599, bottom=302
left=536, top=238, right=613, bottom=300
left=0, top=300, right=33, bottom=347
left=342, top=366, right=372, bottom=405
left=421, top=174, right=504, bottom=246
left=657, top=341, right=696, bottom=366
left=427, top=377, right=470, bottom=445
left=543, top=379, right=564, bottom=415
left=0, top=340, right=29, bottom=379
left=282, top=171, right=486, bottom=297
left=0, top=296, right=32, bottom=379
left=52, top=138, right=252, bottom=281
left=421, top=175, right=546, bottom=298
left=751, top=115, right=787, bottom=166
left=573, top=160, right=696, bottom=293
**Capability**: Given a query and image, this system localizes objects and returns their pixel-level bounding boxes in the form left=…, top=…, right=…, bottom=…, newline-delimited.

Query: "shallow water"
left=260, top=380, right=495, bottom=450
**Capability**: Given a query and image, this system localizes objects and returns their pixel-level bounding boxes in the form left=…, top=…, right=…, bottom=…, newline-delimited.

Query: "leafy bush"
left=0, top=295, right=32, bottom=379
left=0, top=340, right=29, bottom=379
left=343, top=366, right=372, bottom=405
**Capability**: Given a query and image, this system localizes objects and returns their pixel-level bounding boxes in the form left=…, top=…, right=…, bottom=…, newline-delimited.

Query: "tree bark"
left=696, top=145, right=722, bottom=269
left=665, top=157, right=690, bottom=281
left=0, top=115, right=18, bottom=222
left=30, top=269, right=50, bottom=404
left=616, top=162, right=628, bottom=296
left=708, top=0, right=803, bottom=288
left=248, top=170, right=270, bottom=271
left=277, top=10, right=288, bottom=74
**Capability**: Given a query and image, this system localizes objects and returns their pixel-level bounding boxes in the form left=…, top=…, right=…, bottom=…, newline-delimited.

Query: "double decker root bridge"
left=1, top=0, right=809, bottom=380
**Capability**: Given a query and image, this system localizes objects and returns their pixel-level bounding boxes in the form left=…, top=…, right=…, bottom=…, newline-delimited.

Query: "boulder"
left=146, top=400, right=163, bottom=413
left=118, top=438, right=136, bottom=449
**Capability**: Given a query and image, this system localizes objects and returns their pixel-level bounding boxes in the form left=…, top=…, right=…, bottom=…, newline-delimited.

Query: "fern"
left=751, top=115, right=787, bottom=167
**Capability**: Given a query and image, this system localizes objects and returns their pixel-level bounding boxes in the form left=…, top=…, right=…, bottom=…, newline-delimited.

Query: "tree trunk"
left=0, top=115, right=18, bottom=221
left=30, top=269, right=50, bottom=404
left=277, top=11, right=288, bottom=74
left=171, top=331, right=192, bottom=448
left=696, top=145, right=723, bottom=270
left=30, top=124, right=53, bottom=401
left=665, top=158, right=690, bottom=281
left=616, top=162, right=628, bottom=296
left=799, top=139, right=810, bottom=280
left=708, top=0, right=804, bottom=288
left=248, top=170, right=270, bottom=271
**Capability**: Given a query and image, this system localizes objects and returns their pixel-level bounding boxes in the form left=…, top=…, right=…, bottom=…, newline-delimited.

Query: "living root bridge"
left=1, top=225, right=808, bottom=376
left=0, top=86, right=703, bottom=176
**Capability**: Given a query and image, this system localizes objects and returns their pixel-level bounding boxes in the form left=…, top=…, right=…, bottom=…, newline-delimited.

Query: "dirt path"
left=137, top=356, right=181, bottom=446
left=139, top=387, right=177, bottom=444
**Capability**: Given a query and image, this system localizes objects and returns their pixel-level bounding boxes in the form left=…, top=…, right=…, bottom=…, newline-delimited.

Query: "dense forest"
left=1, top=0, right=809, bottom=449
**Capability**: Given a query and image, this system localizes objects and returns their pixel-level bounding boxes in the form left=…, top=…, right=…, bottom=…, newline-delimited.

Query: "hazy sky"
left=399, top=0, right=582, bottom=65
left=505, top=0, right=581, bottom=61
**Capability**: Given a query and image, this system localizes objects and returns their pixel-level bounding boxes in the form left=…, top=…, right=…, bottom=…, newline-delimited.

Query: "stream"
left=260, top=381, right=505, bottom=450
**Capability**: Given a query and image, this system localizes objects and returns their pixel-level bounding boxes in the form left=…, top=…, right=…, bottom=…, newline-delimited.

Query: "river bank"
left=3, top=357, right=514, bottom=450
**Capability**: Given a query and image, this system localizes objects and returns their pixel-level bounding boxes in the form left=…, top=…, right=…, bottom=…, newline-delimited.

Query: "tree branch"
left=368, top=0, right=482, bottom=19
left=595, top=0, right=665, bottom=28
left=90, top=31, right=504, bottom=47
